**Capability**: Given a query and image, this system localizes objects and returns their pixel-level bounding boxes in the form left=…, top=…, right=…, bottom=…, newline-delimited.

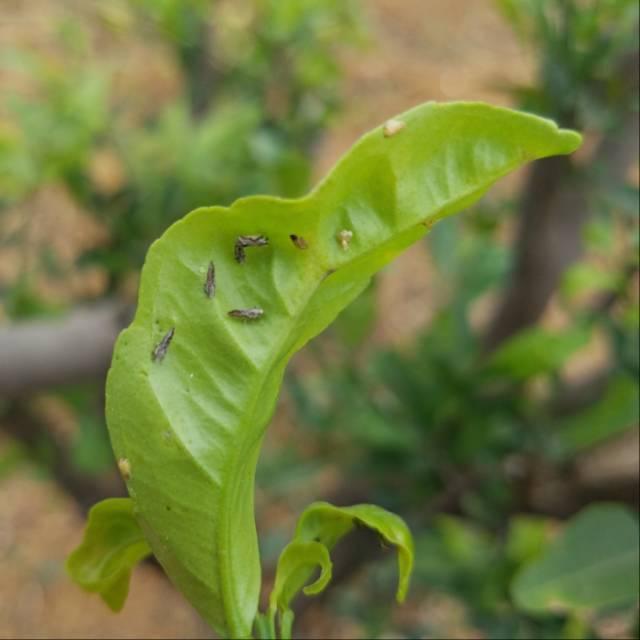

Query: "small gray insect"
left=234, top=234, right=269, bottom=263
left=289, top=234, right=308, bottom=249
left=228, top=307, right=264, bottom=320
left=152, top=327, right=175, bottom=362
left=203, top=261, right=216, bottom=298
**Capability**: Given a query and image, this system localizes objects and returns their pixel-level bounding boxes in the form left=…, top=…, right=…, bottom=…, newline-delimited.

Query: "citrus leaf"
left=556, top=374, right=639, bottom=453
left=487, top=325, right=590, bottom=380
left=511, top=504, right=640, bottom=613
left=66, top=498, right=151, bottom=612
left=105, top=101, right=581, bottom=636
left=293, top=501, right=414, bottom=603
left=270, top=540, right=332, bottom=612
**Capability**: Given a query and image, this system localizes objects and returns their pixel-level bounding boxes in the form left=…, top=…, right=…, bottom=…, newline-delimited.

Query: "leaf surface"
left=293, top=501, right=414, bottom=602
left=270, top=540, right=333, bottom=612
left=66, top=498, right=151, bottom=611
left=105, top=101, right=581, bottom=636
left=511, top=504, right=640, bottom=613
left=487, top=325, right=590, bottom=379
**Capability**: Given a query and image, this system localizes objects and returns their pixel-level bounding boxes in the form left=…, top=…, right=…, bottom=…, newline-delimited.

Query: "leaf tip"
left=556, top=128, right=583, bottom=155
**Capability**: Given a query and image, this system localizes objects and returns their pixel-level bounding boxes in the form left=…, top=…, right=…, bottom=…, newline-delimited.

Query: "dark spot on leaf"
left=290, top=234, right=308, bottom=249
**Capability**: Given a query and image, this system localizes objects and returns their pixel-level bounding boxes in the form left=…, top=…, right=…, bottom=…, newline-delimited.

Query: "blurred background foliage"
left=0, top=0, right=638, bottom=639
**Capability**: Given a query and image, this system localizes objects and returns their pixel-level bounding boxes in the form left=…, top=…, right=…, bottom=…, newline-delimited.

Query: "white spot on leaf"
left=383, top=119, right=405, bottom=137
left=336, top=230, right=353, bottom=250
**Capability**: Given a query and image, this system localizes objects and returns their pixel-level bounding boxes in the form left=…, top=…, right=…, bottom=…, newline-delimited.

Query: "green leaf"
left=505, top=516, right=552, bottom=567
left=487, top=325, right=590, bottom=380
left=293, top=501, right=414, bottom=603
left=556, top=374, right=639, bottom=453
left=270, top=540, right=332, bottom=612
left=560, top=262, right=620, bottom=300
left=66, top=498, right=152, bottom=612
left=105, top=101, right=581, bottom=636
left=265, top=502, right=412, bottom=638
left=511, top=504, right=640, bottom=613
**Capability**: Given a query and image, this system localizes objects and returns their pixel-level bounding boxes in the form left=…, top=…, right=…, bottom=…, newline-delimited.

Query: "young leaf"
left=270, top=540, right=332, bottom=612
left=511, top=504, right=640, bottom=613
left=66, top=498, right=151, bottom=612
left=294, top=501, right=414, bottom=603
left=486, top=325, right=591, bottom=380
left=105, top=101, right=581, bottom=636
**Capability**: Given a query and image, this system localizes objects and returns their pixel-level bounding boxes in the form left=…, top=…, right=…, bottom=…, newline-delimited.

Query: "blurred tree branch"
left=177, top=5, right=217, bottom=117
left=484, top=49, right=639, bottom=350
left=0, top=301, right=132, bottom=397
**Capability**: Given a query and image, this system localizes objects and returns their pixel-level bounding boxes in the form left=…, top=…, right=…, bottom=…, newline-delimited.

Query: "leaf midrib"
left=215, top=154, right=532, bottom=635
left=140, top=132, right=531, bottom=633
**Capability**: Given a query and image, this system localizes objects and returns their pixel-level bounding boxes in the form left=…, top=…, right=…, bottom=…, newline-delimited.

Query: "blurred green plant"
left=0, top=0, right=364, bottom=292
left=0, top=0, right=364, bottom=483
left=286, top=1, right=638, bottom=637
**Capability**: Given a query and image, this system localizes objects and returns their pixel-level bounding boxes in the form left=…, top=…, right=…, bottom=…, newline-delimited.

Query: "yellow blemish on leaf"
left=336, top=229, right=353, bottom=250
left=383, top=119, right=406, bottom=137
left=118, top=458, right=131, bottom=481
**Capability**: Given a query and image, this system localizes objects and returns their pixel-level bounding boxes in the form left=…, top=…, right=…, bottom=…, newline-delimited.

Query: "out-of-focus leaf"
left=333, top=279, right=377, bottom=349
left=66, top=498, right=151, bottom=611
left=511, top=504, right=640, bottom=613
left=487, top=326, right=590, bottom=380
left=505, top=516, right=552, bottom=566
left=583, top=219, right=615, bottom=252
left=555, top=374, right=639, bottom=453
left=436, top=515, right=494, bottom=569
left=560, top=262, right=619, bottom=300
left=70, top=414, right=115, bottom=475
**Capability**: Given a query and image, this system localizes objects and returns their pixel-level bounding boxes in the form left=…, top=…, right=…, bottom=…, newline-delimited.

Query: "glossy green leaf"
left=511, top=504, right=640, bottom=613
left=105, top=101, right=581, bottom=636
left=66, top=498, right=152, bottom=612
left=487, top=325, right=590, bottom=380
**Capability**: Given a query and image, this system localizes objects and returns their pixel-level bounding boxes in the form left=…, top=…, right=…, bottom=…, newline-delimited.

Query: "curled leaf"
left=105, top=101, right=581, bottom=635
left=66, top=498, right=151, bottom=611
left=270, top=540, right=333, bottom=613
left=295, top=502, right=414, bottom=602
